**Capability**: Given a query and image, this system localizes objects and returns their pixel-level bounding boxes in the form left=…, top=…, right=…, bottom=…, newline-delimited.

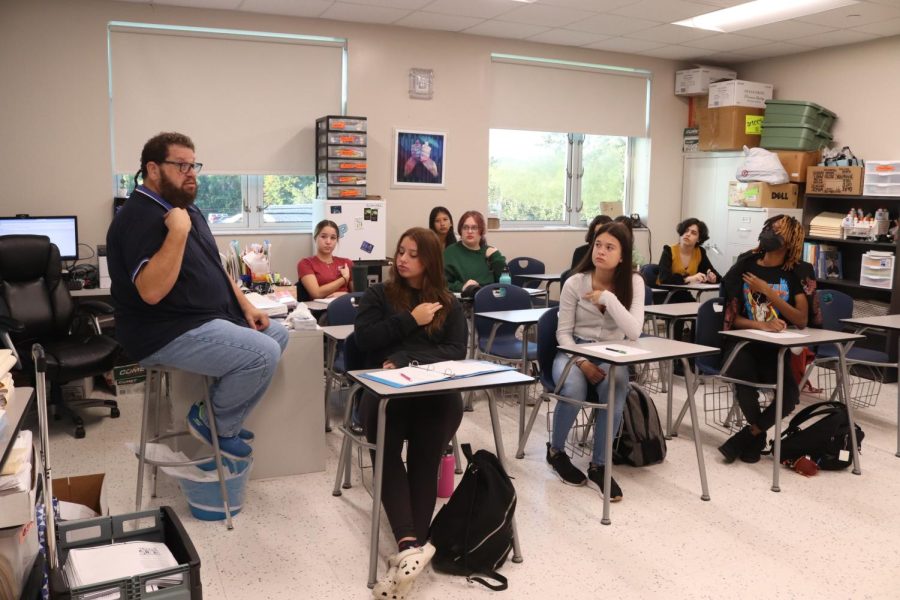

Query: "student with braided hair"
left=718, top=215, right=809, bottom=464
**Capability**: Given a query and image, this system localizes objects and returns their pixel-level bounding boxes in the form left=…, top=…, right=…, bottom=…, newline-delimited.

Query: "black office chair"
left=0, top=235, right=120, bottom=438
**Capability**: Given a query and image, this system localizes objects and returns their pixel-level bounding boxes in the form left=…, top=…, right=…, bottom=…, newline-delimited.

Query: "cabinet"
left=725, top=207, right=803, bottom=268
left=681, top=152, right=744, bottom=275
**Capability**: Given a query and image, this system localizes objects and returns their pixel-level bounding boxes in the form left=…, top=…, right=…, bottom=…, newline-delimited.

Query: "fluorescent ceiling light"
left=673, top=0, right=859, bottom=33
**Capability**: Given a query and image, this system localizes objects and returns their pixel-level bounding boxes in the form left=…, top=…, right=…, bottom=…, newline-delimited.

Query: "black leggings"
left=360, top=391, right=463, bottom=544
left=724, top=341, right=799, bottom=432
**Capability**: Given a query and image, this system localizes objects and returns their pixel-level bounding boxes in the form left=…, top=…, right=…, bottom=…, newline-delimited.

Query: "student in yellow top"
left=657, top=218, right=720, bottom=304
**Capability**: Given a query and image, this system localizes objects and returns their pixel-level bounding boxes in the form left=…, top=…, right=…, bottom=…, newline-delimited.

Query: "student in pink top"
left=297, top=220, right=354, bottom=299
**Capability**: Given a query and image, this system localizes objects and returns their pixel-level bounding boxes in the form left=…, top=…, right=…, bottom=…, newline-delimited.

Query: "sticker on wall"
left=338, top=224, right=348, bottom=237
left=360, top=241, right=374, bottom=254
left=330, top=205, right=342, bottom=214
left=355, top=217, right=363, bottom=230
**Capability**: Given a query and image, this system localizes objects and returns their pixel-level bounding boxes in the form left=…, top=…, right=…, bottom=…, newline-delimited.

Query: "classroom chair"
left=323, top=292, right=364, bottom=432
left=507, top=256, right=545, bottom=288
left=473, top=284, right=538, bottom=365
left=639, top=263, right=668, bottom=305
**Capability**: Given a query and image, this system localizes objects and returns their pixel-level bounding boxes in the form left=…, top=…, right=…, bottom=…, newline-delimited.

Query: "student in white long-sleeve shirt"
left=547, top=222, right=645, bottom=502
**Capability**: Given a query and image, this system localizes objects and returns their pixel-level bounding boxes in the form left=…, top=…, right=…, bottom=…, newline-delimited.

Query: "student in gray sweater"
left=546, top=222, right=645, bottom=502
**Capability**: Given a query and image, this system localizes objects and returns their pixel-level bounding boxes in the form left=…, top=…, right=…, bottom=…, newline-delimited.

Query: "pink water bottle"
left=437, top=447, right=456, bottom=498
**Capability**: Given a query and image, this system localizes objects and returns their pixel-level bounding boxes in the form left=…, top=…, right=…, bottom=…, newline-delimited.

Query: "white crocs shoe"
left=372, top=565, right=399, bottom=600
left=394, top=542, right=436, bottom=584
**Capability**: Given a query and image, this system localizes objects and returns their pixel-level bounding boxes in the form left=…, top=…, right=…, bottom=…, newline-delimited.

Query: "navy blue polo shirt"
left=106, top=186, right=246, bottom=360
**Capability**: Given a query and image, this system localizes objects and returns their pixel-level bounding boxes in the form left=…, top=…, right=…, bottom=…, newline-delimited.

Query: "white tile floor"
left=43, top=375, right=900, bottom=600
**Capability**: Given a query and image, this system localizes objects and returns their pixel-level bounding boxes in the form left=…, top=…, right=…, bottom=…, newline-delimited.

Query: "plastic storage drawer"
left=318, top=132, right=367, bottom=146
left=760, top=123, right=833, bottom=151
left=49, top=506, right=201, bottom=600
left=865, top=161, right=900, bottom=193
left=318, top=184, right=367, bottom=199
left=763, top=100, right=836, bottom=132
left=863, top=182, right=900, bottom=197
left=316, top=116, right=367, bottom=132
left=318, top=146, right=366, bottom=159
left=318, top=173, right=367, bottom=185
left=318, top=158, right=367, bottom=172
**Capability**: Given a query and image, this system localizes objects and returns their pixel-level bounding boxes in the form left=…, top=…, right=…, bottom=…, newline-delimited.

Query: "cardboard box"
left=0, top=446, right=37, bottom=529
left=675, top=67, right=736, bottom=96
left=708, top=79, right=774, bottom=108
left=807, top=166, right=865, bottom=196
left=699, top=106, right=764, bottom=151
left=728, top=181, right=799, bottom=208
left=53, top=473, right=109, bottom=517
left=775, top=150, right=822, bottom=183
left=113, top=363, right=146, bottom=385
left=487, top=217, right=500, bottom=229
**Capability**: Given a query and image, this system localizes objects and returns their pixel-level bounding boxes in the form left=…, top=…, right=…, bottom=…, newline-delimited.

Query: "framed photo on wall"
left=392, top=129, right=447, bottom=189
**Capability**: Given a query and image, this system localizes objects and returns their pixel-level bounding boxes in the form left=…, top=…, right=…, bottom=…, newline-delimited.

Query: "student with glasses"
left=443, top=210, right=507, bottom=294
left=106, top=132, right=288, bottom=461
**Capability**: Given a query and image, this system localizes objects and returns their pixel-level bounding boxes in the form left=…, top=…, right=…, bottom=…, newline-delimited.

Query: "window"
left=488, top=129, right=629, bottom=227
left=116, top=174, right=316, bottom=231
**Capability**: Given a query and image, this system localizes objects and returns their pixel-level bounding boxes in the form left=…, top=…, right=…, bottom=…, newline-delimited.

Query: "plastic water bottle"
left=499, top=267, right=512, bottom=286
left=437, top=447, right=456, bottom=498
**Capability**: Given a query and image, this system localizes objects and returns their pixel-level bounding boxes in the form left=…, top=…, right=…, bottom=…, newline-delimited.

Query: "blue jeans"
left=550, top=349, right=628, bottom=465
left=141, top=319, right=289, bottom=438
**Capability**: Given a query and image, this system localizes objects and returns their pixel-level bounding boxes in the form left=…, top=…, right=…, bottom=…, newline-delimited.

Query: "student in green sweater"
left=443, top=210, right=507, bottom=293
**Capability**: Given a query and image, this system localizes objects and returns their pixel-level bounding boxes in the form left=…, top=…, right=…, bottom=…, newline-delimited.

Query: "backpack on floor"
left=428, top=444, right=515, bottom=591
left=612, top=384, right=667, bottom=467
left=770, top=401, right=864, bottom=470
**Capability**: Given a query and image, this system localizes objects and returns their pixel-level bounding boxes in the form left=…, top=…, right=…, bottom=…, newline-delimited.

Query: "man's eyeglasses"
left=461, top=225, right=480, bottom=232
left=159, top=160, right=203, bottom=174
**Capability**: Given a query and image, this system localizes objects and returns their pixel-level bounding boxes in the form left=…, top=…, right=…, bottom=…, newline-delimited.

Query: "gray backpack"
left=613, top=384, right=667, bottom=467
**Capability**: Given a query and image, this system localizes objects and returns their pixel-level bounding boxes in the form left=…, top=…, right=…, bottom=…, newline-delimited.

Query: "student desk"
left=336, top=368, right=535, bottom=587
left=718, top=328, right=865, bottom=492
left=841, top=314, right=900, bottom=458
left=555, top=337, right=718, bottom=524
left=520, top=273, right=562, bottom=306
left=476, top=307, right=552, bottom=457
left=322, top=324, right=355, bottom=432
left=644, top=302, right=701, bottom=438
left=658, top=282, right=719, bottom=303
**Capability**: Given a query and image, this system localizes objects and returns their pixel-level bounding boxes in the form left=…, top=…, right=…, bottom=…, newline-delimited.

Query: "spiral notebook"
left=360, top=360, right=514, bottom=388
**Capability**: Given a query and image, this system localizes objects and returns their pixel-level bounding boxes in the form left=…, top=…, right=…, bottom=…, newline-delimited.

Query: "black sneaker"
left=739, top=432, right=766, bottom=463
left=587, top=464, right=623, bottom=502
left=718, top=426, right=752, bottom=464
left=546, top=443, right=586, bottom=486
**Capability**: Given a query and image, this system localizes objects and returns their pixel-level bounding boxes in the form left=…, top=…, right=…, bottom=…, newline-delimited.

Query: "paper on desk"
left=581, top=344, right=652, bottom=357
left=752, top=330, right=808, bottom=339
left=244, top=292, right=288, bottom=317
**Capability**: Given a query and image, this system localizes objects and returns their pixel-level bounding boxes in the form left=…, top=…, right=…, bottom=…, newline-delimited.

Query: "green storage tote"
left=760, top=123, right=834, bottom=151
left=763, top=99, right=837, bottom=132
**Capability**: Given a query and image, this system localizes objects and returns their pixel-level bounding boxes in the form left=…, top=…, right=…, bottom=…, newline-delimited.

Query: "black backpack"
left=428, top=444, right=515, bottom=591
left=612, top=384, right=667, bottom=467
left=772, top=401, right=864, bottom=470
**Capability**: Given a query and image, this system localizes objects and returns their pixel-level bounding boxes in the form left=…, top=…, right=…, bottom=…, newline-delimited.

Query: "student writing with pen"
left=546, top=222, right=645, bottom=503
left=718, top=215, right=808, bottom=465
left=354, top=227, right=467, bottom=600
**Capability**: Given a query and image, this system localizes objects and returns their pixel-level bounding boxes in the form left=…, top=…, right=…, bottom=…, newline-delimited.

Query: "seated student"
left=546, top=222, right=645, bottom=501
left=718, top=215, right=808, bottom=464
left=355, top=227, right=467, bottom=599
left=428, top=206, right=457, bottom=249
left=571, top=214, right=613, bottom=269
left=297, top=219, right=353, bottom=299
left=657, top=218, right=720, bottom=296
left=443, top=210, right=507, bottom=294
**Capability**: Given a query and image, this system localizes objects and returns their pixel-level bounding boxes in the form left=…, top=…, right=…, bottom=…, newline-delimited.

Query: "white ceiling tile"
left=795, top=1, right=900, bottom=28
left=320, top=1, right=412, bottom=23
left=610, top=0, right=718, bottom=22
left=737, top=41, right=817, bottom=58
left=238, top=0, right=332, bottom=18
left=422, top=0, right=517, bottom=20
left=627, top=23, right=718, bottom=43
left=145, top=0, right=242, bottom=9
left=539, top=0, right=637, bottom=10
left=463, top=20, right=551, bottom=39
left=525, top=29, right=611, bottom=46
left=692, top=0, right=749, bottom=6
left=339, top=0, right=431, bottom=8
left=790, top=28, right=880, bottom=47
left=686, top=33, right=771, bottom=51
left=394, top=11, right=483, bottom=31
left=736, top=19, right=837, bottom=41
left=565, top=13, right=662, bottom=35
left=636, top=44, right=710, bottom=59
left=584, top=36, right=667, bottom=52
left=499, top=4, right=595, bottom=28
left=866, top=0, right=900, bottom=7
left=851, top=16, right=900, bottom=34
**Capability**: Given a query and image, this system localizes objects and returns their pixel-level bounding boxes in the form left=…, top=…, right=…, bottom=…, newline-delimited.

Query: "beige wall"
left=0, top=0, right=689, bottom=276
left=740, top=35, right=900, bottom=158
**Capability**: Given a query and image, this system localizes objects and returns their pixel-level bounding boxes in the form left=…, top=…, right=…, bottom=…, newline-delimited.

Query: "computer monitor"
left=0, top=215, right=79, bottom=260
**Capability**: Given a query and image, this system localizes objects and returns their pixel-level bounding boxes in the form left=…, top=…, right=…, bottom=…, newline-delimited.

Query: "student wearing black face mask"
left=718, top=215, right=809, bottom=464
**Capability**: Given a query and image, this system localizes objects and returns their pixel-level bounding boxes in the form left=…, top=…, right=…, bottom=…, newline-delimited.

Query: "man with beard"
left=107, top=132, right=287, bottom=460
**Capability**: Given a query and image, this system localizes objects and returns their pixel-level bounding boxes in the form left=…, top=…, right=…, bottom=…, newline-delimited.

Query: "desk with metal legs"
left=658, top=282, right=719, bottom=303
left=520, top=273, right=562, bottom=307
left=644, top=302, right=701, bottom=438
left=322, top=324, right=355, bottom=433
left=530, top=337, right=718, bottom=525
left=841, top=315, right=900, bottom=458
left=719, top=328, right=865, bottom=492
left=476, top=308, right=551, bottom=458
left=334, top=368, right=535, bottom=588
